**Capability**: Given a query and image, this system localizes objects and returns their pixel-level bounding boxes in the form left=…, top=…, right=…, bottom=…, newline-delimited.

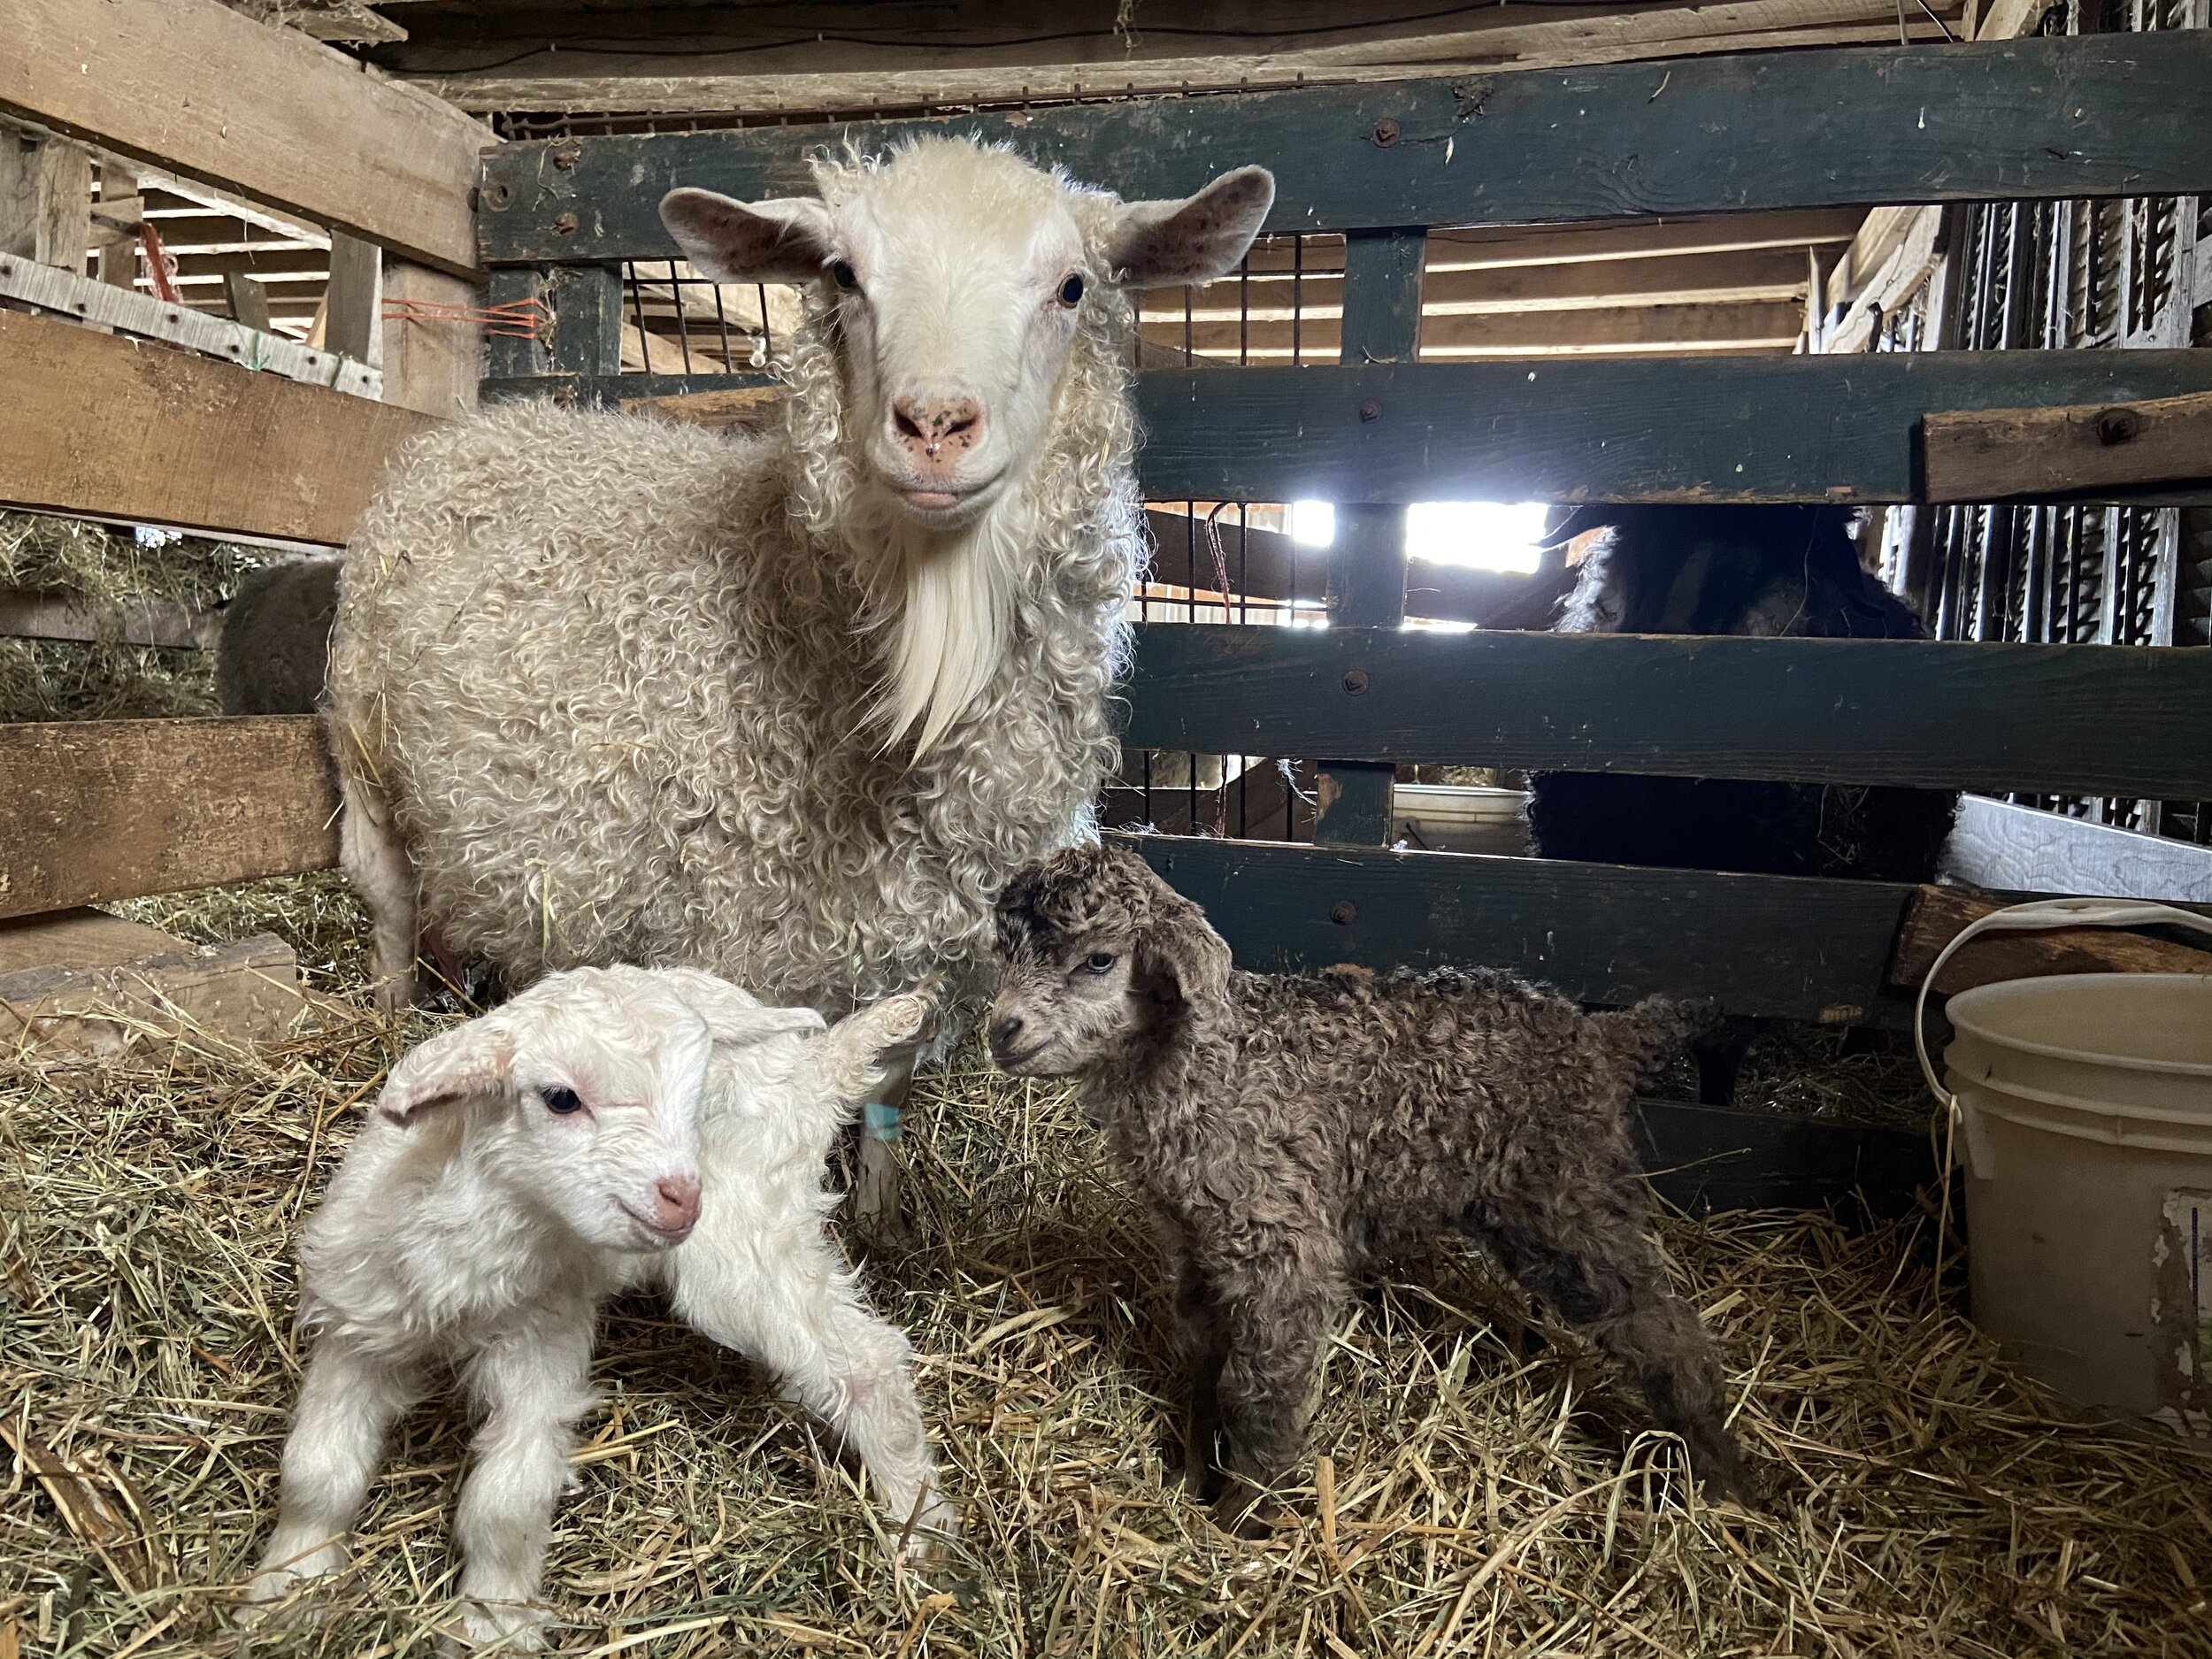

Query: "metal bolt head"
left=552, top=211, right=580, bottom=236
left=1358, top=400, right=1382, bottom=423
left=480, top=180, right=514, bottom=211
left=1330, top=901, right=1358, bottom=926
left=1342, top=668, right=1370, bottom=695
left=2094, top=407, right=2141, bottom=446
left=1371, top=118, right=1402, bottom=147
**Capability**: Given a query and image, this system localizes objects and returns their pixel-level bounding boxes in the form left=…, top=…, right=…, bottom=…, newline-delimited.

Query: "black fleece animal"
left=1525, top=504, right=1959, bottom=883
left=989, top=844, right=1752, bottom=1528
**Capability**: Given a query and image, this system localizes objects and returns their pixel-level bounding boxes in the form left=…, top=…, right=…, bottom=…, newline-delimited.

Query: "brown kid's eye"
left=1058, top=273, right=1086, bottom=306
left=830, top=260, right=858, bottom=291
left=1082, top=952, right=1116, bottom=975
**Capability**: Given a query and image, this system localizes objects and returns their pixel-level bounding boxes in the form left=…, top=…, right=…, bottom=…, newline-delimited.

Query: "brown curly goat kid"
left=988, top=844, right=1753, bottom=1527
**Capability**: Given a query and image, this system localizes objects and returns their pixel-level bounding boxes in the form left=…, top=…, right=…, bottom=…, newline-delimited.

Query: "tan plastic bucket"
left=1941, top=971, right=2212, bottom=1427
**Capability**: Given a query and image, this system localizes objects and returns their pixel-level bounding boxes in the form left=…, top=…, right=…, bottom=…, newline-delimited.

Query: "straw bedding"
left=4, top=889, right=2209, bottom=1659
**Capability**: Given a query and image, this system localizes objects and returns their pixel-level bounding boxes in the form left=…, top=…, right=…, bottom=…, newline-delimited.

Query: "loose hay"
left=4, top=943, right=2210, bottom=1658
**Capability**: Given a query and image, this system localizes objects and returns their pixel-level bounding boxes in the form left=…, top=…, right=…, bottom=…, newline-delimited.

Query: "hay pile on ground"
left=3, top=906, right=2209, bottom=1658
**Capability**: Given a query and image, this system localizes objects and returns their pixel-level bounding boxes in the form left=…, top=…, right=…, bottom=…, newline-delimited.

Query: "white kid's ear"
left=658, top=188, right=838, bottom=284
left=1103, top=166, right=1276, bottom=289
left=658, top=968, right=829, bottom=1050
left=379, top=1020, right=515, bottom=1124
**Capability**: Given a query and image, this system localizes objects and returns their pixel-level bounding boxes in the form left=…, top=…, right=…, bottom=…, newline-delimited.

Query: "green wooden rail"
left=1121, top=624, right=2212, bottom=799
left=474, top=35, right=2212, bottom=262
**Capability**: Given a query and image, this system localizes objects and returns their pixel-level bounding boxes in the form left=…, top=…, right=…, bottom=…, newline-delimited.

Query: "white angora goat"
left=326, top=137, right=1271, bottom=1015
left=244, top=967, right=954, bottom=1650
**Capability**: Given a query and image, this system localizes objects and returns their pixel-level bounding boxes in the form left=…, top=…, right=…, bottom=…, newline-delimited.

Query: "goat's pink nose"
left=653, top=1175, right=702, bottom=1235
left=891, top=395, right=985, bottom=473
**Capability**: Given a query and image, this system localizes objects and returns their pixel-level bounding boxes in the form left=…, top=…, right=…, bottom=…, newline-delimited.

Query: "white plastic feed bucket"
left=1917, top=899, right=2212, bottom=1431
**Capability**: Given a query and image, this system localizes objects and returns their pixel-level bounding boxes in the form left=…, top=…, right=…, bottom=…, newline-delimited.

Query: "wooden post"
left=0, top=120, right=89, bottom=272
left=1314, top=228, right=1423, bottom=848
left=96, top=157, right=137, bottom=292
left=381, top=258, right=482, bottom=419
left=224, top=273, right=273, bottom=331
left=484, top=265, right=547, bottom=380
left=324, top=229, right=381, bottom=365
left=547, top=264, right=624, bottom=376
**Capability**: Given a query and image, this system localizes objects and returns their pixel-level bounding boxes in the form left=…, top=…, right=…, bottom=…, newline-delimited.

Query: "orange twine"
left=380, top=296, right=553, bottom=340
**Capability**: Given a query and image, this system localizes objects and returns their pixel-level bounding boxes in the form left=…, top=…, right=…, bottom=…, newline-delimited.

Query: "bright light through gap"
left=1288, top=500, right=1335, bottom=548
left=1285, top=500, right=1548, bottom=574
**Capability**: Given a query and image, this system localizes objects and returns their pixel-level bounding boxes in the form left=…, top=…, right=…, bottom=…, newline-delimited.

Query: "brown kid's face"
left=987, top=930, right=1143, bottom=1076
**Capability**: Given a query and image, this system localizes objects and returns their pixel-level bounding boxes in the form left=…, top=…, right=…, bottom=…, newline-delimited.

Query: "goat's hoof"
left=437, top=1598, right=549, bottom=1654
left=898, top=1494, right=964, bottom=1561
left=1211, top=1478, right=1283, bottom=1540
left=237, top=1557, right=339, bottom=1629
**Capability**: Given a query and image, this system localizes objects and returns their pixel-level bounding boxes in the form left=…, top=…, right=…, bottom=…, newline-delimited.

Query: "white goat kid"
left=245, top=967, right=951, bottom=1649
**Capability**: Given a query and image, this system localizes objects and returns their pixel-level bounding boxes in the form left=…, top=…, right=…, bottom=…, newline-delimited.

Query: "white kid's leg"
left=246, top=1337, right=420, bottom=1610
left=339, top=768, right=420, bottom=1014
left=674, top=1230, right=955, bottom=1555
left=449, top=1318, right=595, bottom=1651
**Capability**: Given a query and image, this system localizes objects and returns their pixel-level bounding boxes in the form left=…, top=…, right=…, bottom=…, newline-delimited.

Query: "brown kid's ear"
left=379, top=1019, right=515, bottom=1124
left=658, top=188, right=838, bottom=285
left=1133, top=887, right=1233, bottom=1010
left=1103, top=165, right=1276, bottom=289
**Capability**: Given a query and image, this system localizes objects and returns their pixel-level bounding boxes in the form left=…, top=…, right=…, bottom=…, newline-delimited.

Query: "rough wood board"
left=0, top=927, right=303, bottom=1069
left=0, top=308, right=434, bottom=544
left=0, top=718, right=341, bottom=920
left=1117, top=832, right=1914, bottom=1025
left=402, top=0, right=1955, bottom=114
left=0, top=0, right=490, bottom=277
left=1632, top=1098, right=1935, bottom=1226
left=1939, top=796, right=2212, bottom=904
left=0, top=909, right=181, bottom=975
left=1924, top=390, right=2212, bottom=501
left=1889, top=885, right=2212, bottom=997
left=618, top=383, right=783, bottom=429
left=495, top=350, right=2212, bottom=506
left=381, top=258, right=482, bottom=419
left=1123, top=622, right=2212, bottom=800
left=475, top=35, right=2212, bottom=260
left=0, top=587, right=219, bottom=649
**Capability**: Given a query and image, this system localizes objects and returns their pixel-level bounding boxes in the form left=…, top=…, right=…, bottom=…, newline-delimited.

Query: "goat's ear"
left=1133, top=895, right=1233, bottom=1009
left=379, top=1021, right=514, bottom=1124
left=1103, top=166, right=1275, bottom=289
left=658, top=968, right=828, bottom=1050
left=658, top=188, right=836, bottom=284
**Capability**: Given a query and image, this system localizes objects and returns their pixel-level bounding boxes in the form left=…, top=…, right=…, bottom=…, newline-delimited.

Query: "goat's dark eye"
left=830, top=260, right=858, bottom=291
left=541, top=1087, right=585, bottom=1115
left=1081, top=951, right=1116, bottom=975
left=1058, top=273, right=1086, bottom=306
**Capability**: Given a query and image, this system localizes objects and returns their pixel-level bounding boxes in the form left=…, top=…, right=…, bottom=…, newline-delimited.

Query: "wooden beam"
left=1923, top=391, right=2212, bottom=501
left=0, top=587, right=219, bottom=649
left=1889, top=884, right=2212, bottom=997
left=503, top=350, right=2212, bottom=507
left=322, top=230, right=380, bottom=364
left=1631, top=1098, right=1933, bottom=1225
left=0, top=718, right=340, bottom=920
left=1117, top=832, right=1915, bottom=1025
left=1939, top=796, right=2212, bottom=904
left=1425, top=210, right=1865, bottom=271
left=1153, top=301, right=1807, bottom=359
left=0, top=0, right=491, bottom=278
left=393, top=0, right=1956, bottom=114
left=224, top=272, right=274, bottom=332
left=1120, top=623, right=2212, bottom=800
left=0, top=307, right=432, bottom=544
left=380, top=259, right=482, bottom=419
left=476, top=35, right=2212, bottom=261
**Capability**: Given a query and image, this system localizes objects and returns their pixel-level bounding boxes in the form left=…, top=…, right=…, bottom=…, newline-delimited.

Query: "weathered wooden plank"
left=0, top=588, right=219, bottom=649
left=0, top=0, right=491, bottom=277
left=476, top=35, right=2212, bottom=262
left=1117, top=833, right=1914, bottom=1025
left=1889, top=884, right=2212, bottom=997
left=0, top=718, right=341, bottom=921
left=487, top=351, right=2212, bottom=505
left=1121, top=624, right=2212, bottom=799
left=0, top=308, right=433, bottom=545
left=1632, top=1098, right=1935, bottom=1225
left=1924, top=390, right=2212, bottom=501
left=1939, top=795, right=2212, bottom=904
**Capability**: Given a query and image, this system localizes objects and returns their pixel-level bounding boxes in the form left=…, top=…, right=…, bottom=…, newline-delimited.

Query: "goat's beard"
left=858, top=501, right=1025, bottom=757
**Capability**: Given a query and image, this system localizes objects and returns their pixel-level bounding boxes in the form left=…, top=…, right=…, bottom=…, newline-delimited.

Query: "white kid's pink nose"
left=653, top=1175, right=701, bottom=1237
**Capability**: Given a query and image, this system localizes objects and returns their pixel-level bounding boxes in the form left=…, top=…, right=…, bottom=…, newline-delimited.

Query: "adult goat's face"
left=663, top=140, right=1273, bottom=527
left=375, top=968, right=824, bottom=1253
left=987, top=844, right=1233, bottom=1076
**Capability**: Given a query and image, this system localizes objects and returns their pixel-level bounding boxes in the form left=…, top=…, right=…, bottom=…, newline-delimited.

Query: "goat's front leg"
left=1158, top=1229, right=1230, bottom=1498
left=1210, top=1257, right=1343, bottom=1537
left=245, top=1333, right=421, bottom=1614
left=338, top=767, right=419, bottom=1014
left=449, top=1317, right=595, bottom=1650
left=674, top=1226, right=956, bottom=1556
